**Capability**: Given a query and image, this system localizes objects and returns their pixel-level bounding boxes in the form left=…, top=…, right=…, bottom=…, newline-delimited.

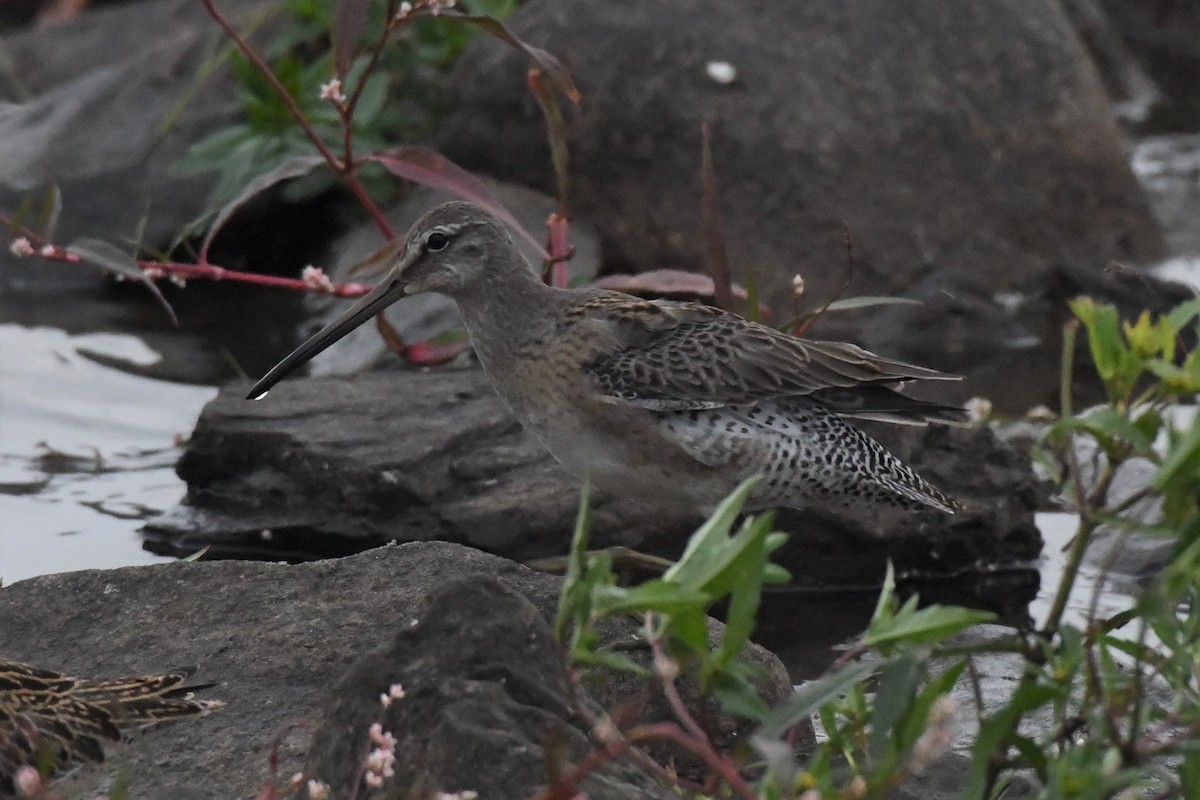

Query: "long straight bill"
left=246, top=270, right=410, bottom=400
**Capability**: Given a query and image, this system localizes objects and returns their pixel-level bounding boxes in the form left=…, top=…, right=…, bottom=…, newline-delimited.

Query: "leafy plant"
left=173, top=0, right=517, bottom=228
left=548, top=295, right=1200, bottom=799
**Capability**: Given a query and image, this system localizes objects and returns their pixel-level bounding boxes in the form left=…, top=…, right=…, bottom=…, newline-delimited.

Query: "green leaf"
left=590, top=580, right=711, bottom=616
left=710, top=671, right=771, bottom=720
left=572, top=648, right=649, bottom=677
left=1166, top=296, right=1200, bottom=332
left=1060, top=406, right=1154, bottom=453
left=871, top=561, right=899, bottom=624
left=663, top=477, right=758, bottom=587
left=897, top=659, right=966, bottom=749
left=1146, top=359, right=1200, bottom=395
left=864, top=604, right=996, bottom=648
left=963, top=681, right=1059, bottom=798
left=668, top=607, right=712, bottom=655
left=554, top=481, right=593, bottom=645
left=823, top=296, right=923, bottom=312
left=352, top=70, right=391, bottom=127
left=1070, top=297, right=1123, bottom=378
left=1155, top=415, right=1200, bottom=492
left=170, top=124, right=258, bottom=176
left=1070, top=296, right=1139, bottom=399
left=1181, top=748, right=1200, bottom=800
left=1123, top=309, right=1175, bottom=361
left=755, top=659, right=884, bottom=740
left=66, top=239, right=177, bottom=326
left=868, top=653, right=923, bottom=759
left=707, top=515, right=776, bottom=680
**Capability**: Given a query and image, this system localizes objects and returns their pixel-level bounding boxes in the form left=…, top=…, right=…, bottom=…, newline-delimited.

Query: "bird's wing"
left=574, top=295, right=959, bottom=410
left=809, top=385, right=970, bottom=425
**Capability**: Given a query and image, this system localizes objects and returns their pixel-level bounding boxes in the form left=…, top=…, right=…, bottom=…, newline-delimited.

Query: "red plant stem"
left=199, top=0, right=341, bottom=170
left=533, top=722, right=758, bottom=800
left=256, top=718, right=313, bottom=800
left=5, top=229, right=371, bottom=298
left=153, top=260, right=373, bottom=296
left=646, top=626, right=712, bottom=745
left=344, top=7, right=401, bottom=120
left=198, top=0, right=395, bottom=242
left=569, top=688, right=707, bottom=793
left=544, top=212, right=572, bottom=288
left=343, top=163, right=397, bottom=240
left=700, top=122, right=735, bottom=312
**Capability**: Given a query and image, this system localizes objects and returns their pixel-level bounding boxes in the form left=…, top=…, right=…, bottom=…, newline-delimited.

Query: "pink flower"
left=8, top=237, right=35, bottom=258
left=14, top=766, right=43, bottom=797
left=301, top=265, right=337, bottom=293
left=380, top=682, right=405, bottom=707
left=368, top=722, right=397, bottom=750
left=307, top=779, right=330, bottom=800
left=319, top=79, right=346, bottom=104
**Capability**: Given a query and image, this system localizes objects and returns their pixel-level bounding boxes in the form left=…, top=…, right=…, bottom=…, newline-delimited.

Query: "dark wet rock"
left=1061, top=0, right=1163, bottom=123
left=146, top=368, right=1041, bottom=598
left=815, top=263, right=1197, bottom=412
left=301, top=575, right=662, bottom=799
left=439, top=0, right=1165, bottom=318
left=1095, top=0, right=1200, bottom=130
left=0, top=541, right=794, bottom=800
left=303, top=574, right=799, bottom=798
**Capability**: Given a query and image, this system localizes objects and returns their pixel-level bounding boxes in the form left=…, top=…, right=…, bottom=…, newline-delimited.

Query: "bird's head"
left=392, top=201, right=516, bottom=297
left=246, top=201, right=515, bottom=399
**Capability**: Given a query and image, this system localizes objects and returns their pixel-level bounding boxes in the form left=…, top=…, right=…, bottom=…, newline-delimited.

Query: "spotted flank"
left=660, top=398, right=961, bottom=513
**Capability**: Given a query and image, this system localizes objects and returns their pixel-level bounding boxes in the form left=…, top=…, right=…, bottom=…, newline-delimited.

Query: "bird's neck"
left=455, top=263, right=561, bottom=356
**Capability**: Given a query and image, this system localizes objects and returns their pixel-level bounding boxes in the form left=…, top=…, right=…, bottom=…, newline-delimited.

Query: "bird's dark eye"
left=426, top=232, right=449, bottom=251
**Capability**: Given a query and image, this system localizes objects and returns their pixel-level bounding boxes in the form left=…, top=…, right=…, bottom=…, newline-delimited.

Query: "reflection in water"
left=0, top=325, right=216, bottom=585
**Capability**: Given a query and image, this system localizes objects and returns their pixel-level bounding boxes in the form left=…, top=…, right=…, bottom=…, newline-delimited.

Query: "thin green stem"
left=1040, top=517, right=1098, bottom=639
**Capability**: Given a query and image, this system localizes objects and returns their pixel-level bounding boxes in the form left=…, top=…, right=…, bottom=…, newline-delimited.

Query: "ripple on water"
left=0, top=324, right=217, bottom=584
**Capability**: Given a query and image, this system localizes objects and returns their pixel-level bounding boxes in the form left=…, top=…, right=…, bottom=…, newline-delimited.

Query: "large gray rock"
left=438, top=0, right=1165, bottom=315
left=0, top=0, right=255, bottom=246
left=0, top=541, right=795, bottom=800
left=145, top=368, right=1042, bottom=591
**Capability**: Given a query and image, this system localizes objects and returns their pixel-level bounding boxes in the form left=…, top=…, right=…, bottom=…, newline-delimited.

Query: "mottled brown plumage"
left=249, top=202, right=965, bottom=515
left=0, top=659, right=222, bottom=797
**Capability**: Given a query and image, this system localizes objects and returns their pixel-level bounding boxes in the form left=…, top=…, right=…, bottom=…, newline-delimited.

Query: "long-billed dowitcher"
left=249, top=202, right=965, bottom=514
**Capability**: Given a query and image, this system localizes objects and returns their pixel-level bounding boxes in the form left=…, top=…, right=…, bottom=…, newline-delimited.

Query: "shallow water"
left=0, top=324, right=216, bottom=584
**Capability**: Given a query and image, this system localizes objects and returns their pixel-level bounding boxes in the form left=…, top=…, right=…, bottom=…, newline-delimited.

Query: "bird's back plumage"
left=497, top=292, right=965, bottom=514
left=0, top=660, right=222, bottom=797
